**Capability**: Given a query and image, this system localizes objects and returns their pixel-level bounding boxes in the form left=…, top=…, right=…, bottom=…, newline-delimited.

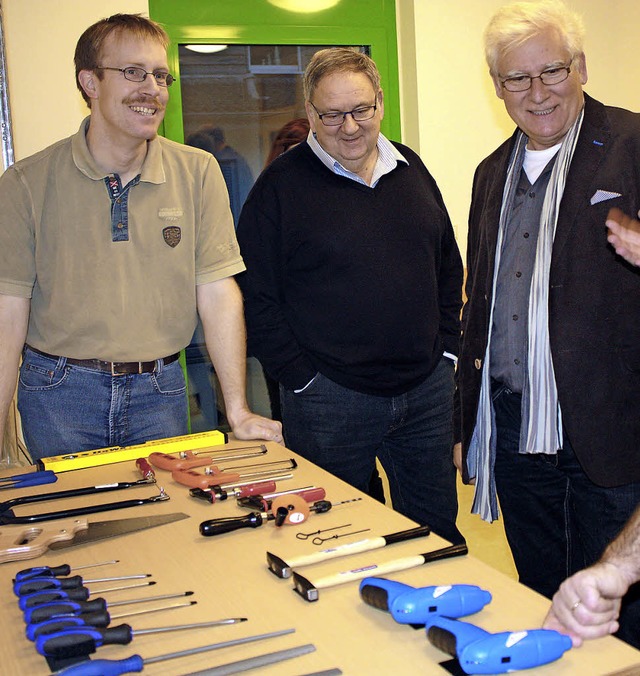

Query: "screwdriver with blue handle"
left=425, top=616, right=572, bottom=674
left=0, top=470, right=57, bottom=490
left=14, top=573, right=150, bottom=597
left=51, top=627, right=295, bottom=675
left=19, top=580, right=154, bottom=610
left=359, top=577, right=492, bottom=624
left=24, top=590, right=194, bottom=624
left=27, top=599, right=199, bottom=640
left=15, top=560, right=119, bottom=582
left=36, top=618, right=248, bottom=658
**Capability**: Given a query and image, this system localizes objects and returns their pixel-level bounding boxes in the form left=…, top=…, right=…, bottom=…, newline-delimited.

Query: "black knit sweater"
left=236, top=140, right=463, bottom=397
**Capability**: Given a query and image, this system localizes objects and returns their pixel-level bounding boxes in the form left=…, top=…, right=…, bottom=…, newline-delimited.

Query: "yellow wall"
left=4, top=0, right=640, bottom=259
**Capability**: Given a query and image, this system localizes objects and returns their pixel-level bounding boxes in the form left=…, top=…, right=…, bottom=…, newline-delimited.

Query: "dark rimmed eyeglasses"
left=500, top=63, right=572, bottom=93
left=309, top=101, right=377, bottom=127
left=96, top=66, right=175, bottom=87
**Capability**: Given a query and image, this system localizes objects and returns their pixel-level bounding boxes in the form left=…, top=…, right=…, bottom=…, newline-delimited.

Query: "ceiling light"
left=184, top=45, right=228, bottom=54
left=267, top=0, right=341, bottom=13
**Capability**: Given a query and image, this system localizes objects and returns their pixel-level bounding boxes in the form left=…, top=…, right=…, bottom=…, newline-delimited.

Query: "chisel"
left=292, top=543, right=468, bottom=601
left=267, top=525, right=431, bottom=578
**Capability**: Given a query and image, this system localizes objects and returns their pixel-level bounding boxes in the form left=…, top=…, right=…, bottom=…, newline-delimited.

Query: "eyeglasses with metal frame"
left=95, top=66, right=175, bottom=87
left=500, top=63, right=572, bottom=93
left=309, top=101, right=377, bottom=126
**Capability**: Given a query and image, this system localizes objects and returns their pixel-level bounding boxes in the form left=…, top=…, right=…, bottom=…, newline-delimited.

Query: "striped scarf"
left=467, top=109, right=585, bottom=522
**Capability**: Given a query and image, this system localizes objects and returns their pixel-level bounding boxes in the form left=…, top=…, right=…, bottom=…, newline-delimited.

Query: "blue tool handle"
left=24, top=598, right=107, bottom=624
left=425, top=617, right=572, bottom=675
left=55, top=655, right=144, bottom=675
left=19, top=587, right=90, bottom=609
left=15, top=563, right=72, bottom=581
left=26, top=616, right=88, bottom=641
left=13, top=473, right=58, bottom=488
left=360, top=578, right=492, bottom=623
left=14, top=574, right=84, bottom=596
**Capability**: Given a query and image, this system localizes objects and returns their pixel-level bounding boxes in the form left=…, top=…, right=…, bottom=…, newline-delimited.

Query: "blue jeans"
left=18, top=347, right=189, bottom=461
left=281, top=357, right=464, bottom=545
left=492, top=383, right=640, bottom=647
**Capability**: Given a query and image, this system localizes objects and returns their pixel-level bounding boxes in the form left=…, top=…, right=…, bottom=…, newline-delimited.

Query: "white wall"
left=411, top=0, right=640, bottom=257
left=4, top=0, right=640, bottom=259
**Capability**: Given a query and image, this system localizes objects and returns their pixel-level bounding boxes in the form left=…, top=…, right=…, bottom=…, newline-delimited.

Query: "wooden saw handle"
left=0, top=519, right=88, bottom=563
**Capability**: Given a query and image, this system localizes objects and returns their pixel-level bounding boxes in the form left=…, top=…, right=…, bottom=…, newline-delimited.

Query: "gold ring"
left=571, top=600, right=582, bottom=612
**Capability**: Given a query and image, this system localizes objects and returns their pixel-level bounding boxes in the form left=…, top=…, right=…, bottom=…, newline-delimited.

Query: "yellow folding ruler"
left=39, top=430, right=228, bottom=473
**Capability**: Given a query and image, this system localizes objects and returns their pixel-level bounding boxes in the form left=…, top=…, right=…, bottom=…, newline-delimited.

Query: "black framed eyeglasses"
left=500, top=63, right=572, bottom=93
left=96, top=66, right=175, bottom=87
left=309, top=101, right=377, bottom=127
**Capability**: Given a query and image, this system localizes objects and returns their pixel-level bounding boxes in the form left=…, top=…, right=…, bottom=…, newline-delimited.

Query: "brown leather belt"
left=25, top=345, right=180, bottom=376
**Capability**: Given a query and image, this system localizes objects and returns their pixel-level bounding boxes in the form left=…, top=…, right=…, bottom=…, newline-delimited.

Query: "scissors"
left=0, top=471, right=57, bottom=491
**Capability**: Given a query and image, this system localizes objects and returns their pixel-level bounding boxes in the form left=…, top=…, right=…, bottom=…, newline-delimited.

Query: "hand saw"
left=0, top=512, right=189, bottom=564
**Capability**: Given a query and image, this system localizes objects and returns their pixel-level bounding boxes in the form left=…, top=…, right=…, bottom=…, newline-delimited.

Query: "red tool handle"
left=148, top=452, right=212, bottom=471
left=135, top=458, right=155, bottom=481
left=172, top=469, right=242, bottom=489
left=235, top=481, right=277, bottom=498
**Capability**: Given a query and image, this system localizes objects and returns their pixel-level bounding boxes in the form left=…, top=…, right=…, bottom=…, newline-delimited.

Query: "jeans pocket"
left=293, top=372, right=322, bottom=395
left=151, top=361, right=187, bottom=396
left=19, top=355, right=68, bottom=391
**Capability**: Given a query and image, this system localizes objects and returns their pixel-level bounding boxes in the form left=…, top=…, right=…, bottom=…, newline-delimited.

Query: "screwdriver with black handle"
left=36, top=618, right=248, bottom=658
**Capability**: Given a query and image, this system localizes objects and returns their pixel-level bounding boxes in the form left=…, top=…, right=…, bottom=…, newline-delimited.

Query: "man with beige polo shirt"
left=0, top=13, right=281, bottom=461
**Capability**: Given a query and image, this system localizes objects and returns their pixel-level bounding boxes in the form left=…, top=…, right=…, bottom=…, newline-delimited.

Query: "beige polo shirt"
left=0, top=117, right=245, bottom=361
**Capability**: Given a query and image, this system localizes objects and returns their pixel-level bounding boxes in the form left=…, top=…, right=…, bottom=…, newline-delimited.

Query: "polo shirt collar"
left=71, top=115, right=165, bottom=184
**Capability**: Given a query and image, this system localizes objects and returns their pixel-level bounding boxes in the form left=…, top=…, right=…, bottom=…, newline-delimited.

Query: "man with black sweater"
left=237, top=48, right=464, bottom=545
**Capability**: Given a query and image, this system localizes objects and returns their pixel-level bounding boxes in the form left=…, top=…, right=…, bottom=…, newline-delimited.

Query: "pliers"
left=0, top=470, right=57, bottom=491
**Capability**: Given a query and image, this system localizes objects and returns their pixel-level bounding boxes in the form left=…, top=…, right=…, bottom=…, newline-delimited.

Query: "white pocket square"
left=590, top=189, right=622, bottom=205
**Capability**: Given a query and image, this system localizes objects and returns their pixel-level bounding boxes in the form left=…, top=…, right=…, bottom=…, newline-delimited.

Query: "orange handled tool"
left=148, top=445, right=267, bottom=471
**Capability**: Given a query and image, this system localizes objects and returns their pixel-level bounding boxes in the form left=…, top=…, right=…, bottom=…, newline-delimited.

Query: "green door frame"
left=149, top=0, right=400, bottom=144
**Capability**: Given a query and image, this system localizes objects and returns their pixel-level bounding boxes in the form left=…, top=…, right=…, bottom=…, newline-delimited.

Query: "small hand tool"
left=25, top=591, right=195, bottom=624
left=172, top=459, right=297, bottom=488
left=425, top=616, right=572, bottom=674
left=200, top=498, right=360, bottom=537
left=0, top=512, right=189, bottom=564
left=292, top=542, right=469, bottom=602
left=36, top=618, right=248, bottom=659
left=266, top=524, right=431, bottom=578
left=183, top=469, right=294, bottom=492
left=0, top=470, right=57, bottom=490
left=237, top=486, right=326, bottom=511
left=311, top=528, right=370, bottom=545
left=15, top=573, right=151, bottom=597
left=359, top=578, right=492, bottom=624
left=149, top=444, right=267, bottom=471
left=51, top=627, right=296, bottom=675
left=15, top=560, right=119, bottom=582
left=19, top=581, right=155, bottom=610
left=182, top=643, right=316, bottom=676
left=189, top=480, right=277, bottom=504
left=134, top=459, right=155, bottom=482
left=27, top=601, right=200, bottom=640
left=39, top=429, right=228, bottom=473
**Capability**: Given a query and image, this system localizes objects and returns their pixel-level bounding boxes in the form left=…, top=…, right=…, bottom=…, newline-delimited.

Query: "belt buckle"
left=110, top=361, right=135, bottom=376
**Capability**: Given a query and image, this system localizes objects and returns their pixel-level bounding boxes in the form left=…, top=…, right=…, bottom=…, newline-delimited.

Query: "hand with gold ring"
left=542, top=562, right=628, bottom=647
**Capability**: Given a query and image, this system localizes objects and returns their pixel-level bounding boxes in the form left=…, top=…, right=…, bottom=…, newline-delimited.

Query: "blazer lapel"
left=552, top=95, right=610, bottom=261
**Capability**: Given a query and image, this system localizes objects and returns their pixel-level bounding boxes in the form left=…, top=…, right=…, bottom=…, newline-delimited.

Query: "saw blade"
left=49, top=512, right=190, bottom=549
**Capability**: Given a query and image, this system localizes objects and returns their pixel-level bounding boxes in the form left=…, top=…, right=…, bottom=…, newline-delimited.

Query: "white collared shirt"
left=307, top=129, right=408, bottom=187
